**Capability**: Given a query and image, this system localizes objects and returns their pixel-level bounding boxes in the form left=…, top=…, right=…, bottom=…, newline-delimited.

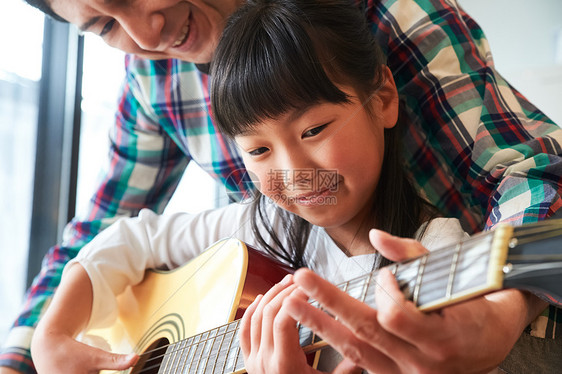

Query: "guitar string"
left=131, top=222, right=562, bottom=371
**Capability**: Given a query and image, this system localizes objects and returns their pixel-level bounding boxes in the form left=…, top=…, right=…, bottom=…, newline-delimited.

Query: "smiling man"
left=2, top=0, right=562, bottom=373
left=54, top=0, right=241, bottom=62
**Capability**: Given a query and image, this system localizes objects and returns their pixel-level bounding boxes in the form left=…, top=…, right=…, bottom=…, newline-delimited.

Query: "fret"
left=162, top=342, right=182, bottom=374
left=170, top=340, right=185, bottom=374
left=340, top=279, right=350, bottom=293
left=210, top=329, right=226, bottom=374
left=233, top=346, right=244, bottom=372
left=197, top=337, right=212, bottom=374
left=395, top=258, right=421, bottom=301
left=231, top=325, right=243, bottom=372
left=360, top=272, right=372, bottom=303
left=391, top=263, right=399, bottom=275
left=346, top=277, right=365, bottom=300
left=184, top=336, right=197, bottom=373
left=298, top=321, right=311, bottom=347
left=186, top=334, right=202, bottom=374
left=177, top=337, right=194, bottom=373
left=414, top=234, right=496, bottom=311
left=446, top=243, right=462, bottom=299
left=412, top=255, right=428, bottom=305
left=160, top=345, right=173, bottom=374
left=365, top=271, right=378, bottom=307
left=452, top=237, right=492, bottom=294
left=194, top=332, right=210, bottom=374
left=222, top=321, right=239, bottom=373
left=175, top=340, right=189, bottom=374
left=415, top=245, right=457, bottom=307
left=202, top=328, right=219, bottom=374
left=217, top=324, right=231, bottom=374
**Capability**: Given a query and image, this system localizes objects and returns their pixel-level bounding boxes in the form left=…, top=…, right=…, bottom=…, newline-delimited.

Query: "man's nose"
left=119, top=11, right=165, bottom=50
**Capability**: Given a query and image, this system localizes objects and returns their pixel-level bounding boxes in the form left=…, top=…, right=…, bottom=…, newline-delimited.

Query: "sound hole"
left=130, top=338, right=169, bottom=374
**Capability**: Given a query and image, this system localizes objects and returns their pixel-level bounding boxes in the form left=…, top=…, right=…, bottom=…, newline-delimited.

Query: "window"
left=458, top=0, right=562, bottom=125
left=0, top=0, right=44, bottom=341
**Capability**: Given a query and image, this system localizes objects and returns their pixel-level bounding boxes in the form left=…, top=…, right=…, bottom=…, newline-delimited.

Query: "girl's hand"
left=30, top=264, right=139, bottom=373
left=239, top=274, right=317, bottom=374
left=31, top=327, right=138, bottom=374
left=282, top=230, right=547, bottom=374
left=240, top=274, right=363, bottom=374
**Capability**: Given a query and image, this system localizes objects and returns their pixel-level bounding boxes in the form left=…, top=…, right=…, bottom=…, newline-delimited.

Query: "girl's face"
left=51, top=0, right=242, bottom=63
left=236, top=75, right=398, bottom=236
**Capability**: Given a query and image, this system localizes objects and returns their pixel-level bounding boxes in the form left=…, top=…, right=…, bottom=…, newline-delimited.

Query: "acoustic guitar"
left=82, top=219, right=562, bottom=373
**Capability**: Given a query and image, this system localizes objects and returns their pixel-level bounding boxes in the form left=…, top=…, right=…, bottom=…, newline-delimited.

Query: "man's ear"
left=375, top=65, right=399, bottom=129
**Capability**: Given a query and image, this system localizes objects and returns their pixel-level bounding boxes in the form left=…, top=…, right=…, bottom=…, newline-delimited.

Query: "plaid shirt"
left=2, top=0, right=562, bottom=372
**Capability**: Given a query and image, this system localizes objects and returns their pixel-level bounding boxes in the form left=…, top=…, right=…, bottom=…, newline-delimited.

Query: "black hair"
left=25, top=0, right=68, bottom=23
left=211, top=0, right=438, bottom=268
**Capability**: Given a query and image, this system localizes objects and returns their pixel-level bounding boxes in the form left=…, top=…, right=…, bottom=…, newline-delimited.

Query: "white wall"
left=457, top=0, right=562, bottom=125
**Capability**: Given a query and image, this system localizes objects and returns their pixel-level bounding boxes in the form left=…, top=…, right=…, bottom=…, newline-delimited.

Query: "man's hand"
left=282, top=229, right=548, bottom=374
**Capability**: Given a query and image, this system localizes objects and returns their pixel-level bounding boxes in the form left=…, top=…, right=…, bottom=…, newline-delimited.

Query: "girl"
left=31, top=0, right=544, bottom=373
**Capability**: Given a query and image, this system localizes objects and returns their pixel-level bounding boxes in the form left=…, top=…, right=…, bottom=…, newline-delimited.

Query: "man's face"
left=51, top=0, right=242, bottom=63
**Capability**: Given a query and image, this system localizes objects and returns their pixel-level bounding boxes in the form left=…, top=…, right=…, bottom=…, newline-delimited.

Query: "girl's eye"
left=100, top=19, right=116, bottom=37
left=302, top=124, right=328, bottom=138
left=248, top=147, right=269, bottom=156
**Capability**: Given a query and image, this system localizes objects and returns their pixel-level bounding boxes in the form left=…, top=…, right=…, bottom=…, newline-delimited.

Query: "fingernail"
left=280, top=274, right=293, bottom=285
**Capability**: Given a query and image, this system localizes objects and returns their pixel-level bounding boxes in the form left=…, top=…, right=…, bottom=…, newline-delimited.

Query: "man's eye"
left=100, top=19, right=116, bottom=37
left=302, top=124, right=328, bottom=138
left=248, top=147, right=269, bottom=156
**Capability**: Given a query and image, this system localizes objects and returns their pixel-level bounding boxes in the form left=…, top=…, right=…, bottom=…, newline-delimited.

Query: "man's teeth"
left=173, top=24, right=190, bottom=47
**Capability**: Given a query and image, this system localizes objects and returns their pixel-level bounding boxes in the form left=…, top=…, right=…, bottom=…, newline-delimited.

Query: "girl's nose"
left=278, top=154, right=315, bottom=192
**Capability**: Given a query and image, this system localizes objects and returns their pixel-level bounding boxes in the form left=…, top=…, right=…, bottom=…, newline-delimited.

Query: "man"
left=2, top=0, right=561, bottom=372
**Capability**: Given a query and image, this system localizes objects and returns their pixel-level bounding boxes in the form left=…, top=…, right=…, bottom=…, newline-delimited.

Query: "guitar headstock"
left=503, top=219, right=562, bottom=304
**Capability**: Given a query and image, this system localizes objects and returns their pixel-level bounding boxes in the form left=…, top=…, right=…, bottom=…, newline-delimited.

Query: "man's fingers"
left=374, top=268, right=446, bottom=349
left=283, top=289, right=398, bottom=372
left=369, top=229, right=428, bottom=262
left=292, top=269, right=379, bottom=331
left=332, top=358, right=363, bottom=374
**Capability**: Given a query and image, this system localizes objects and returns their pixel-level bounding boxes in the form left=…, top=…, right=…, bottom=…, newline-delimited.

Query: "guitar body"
left=82, top=239, right=294, bottom=373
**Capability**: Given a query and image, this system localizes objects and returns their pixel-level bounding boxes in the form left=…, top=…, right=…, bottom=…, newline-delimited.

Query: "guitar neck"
left=155, top=220, right=562, bottom=373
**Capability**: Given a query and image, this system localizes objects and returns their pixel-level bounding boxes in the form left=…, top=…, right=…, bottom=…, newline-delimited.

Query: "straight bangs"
left=211, top=2, right=352, bottom=137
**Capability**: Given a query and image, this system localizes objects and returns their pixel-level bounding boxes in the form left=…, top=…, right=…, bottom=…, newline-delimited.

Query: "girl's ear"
left=375, top=65, right=399, bottom=129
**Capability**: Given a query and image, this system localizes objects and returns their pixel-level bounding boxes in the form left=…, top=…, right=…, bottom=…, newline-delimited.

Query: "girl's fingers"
left=260, top=283, right=299, bottom=351
left=90, top=351, right=139, bottom=371
left=248, top=275, right=294, bottom=354
left=240, top=294, right=263, bottom=357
